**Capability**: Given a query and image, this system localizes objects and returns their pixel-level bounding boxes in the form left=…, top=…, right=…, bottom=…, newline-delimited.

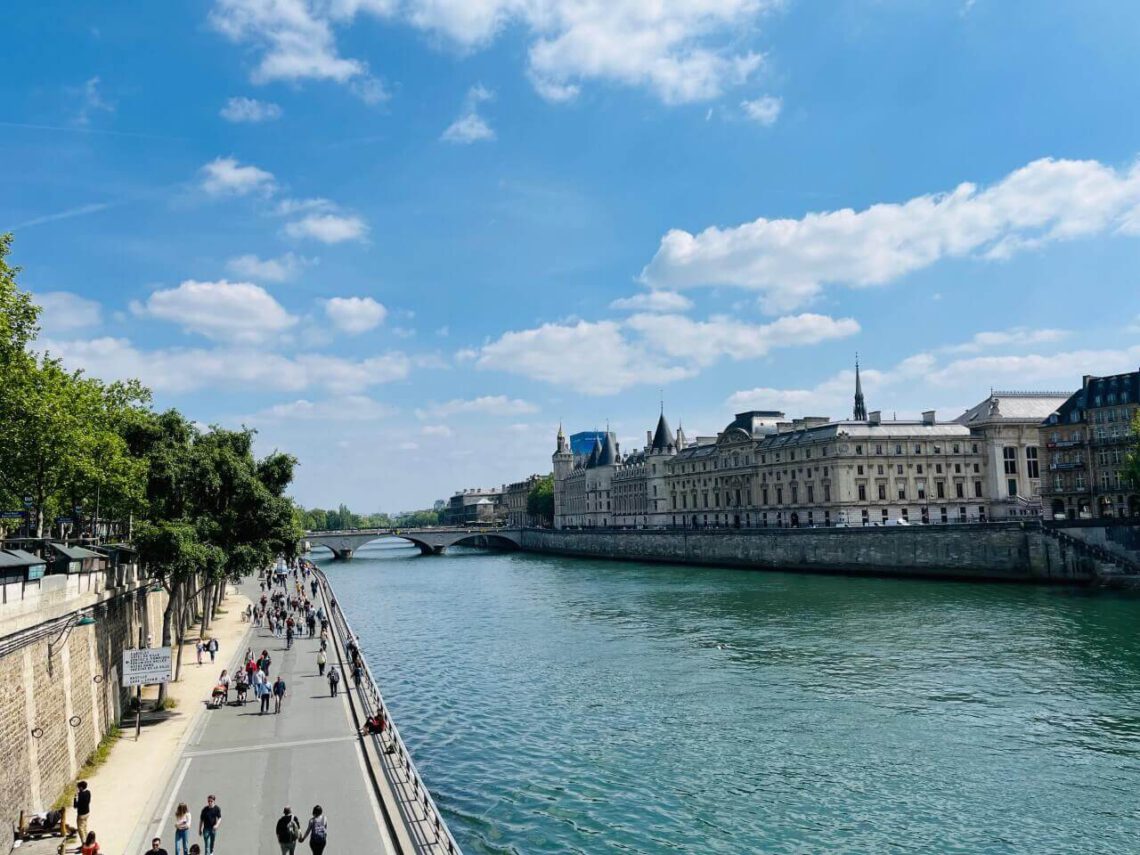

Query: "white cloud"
left=642, top=156, right=1140, bottom=312
left=245, top=395, right=396, bottom=423
left=42, top=336, right=413, bottom=394
left=944, top=327, right=1069, bottom=354
left=284, top=213, right=368, bottom=243
left=199, top=156, right=276, bottom=196
left=468, top=310, right=859, bottom=395
left=416, top=395, right=539, bottom=419
left=441, top=85, right=496, bottom=144
left=625, top=312, right=859, bottom=366
left=324, top=296, right=387, bottom=333
left=209, top=0, right=776, bottom=104
left=226, top=252, right=311, bottom=282
left=34, top=291, right=102, bottom=334
left=609, top=291, right=693, bottom=313
left=72, top=76, right=114, bottom=126
left=468, top=319, right=695, bottom=395
left=274, top=197, right=336, bottom=216
left=130, top=279, right=297, bottom=342
left=209, top=0, right=378, bottom=95
left=441, top=113, right=495, bottom=144
left=421, top=424, right=453, bottom=438
left=740, top=94, right=781, bottom=125
left=220, top=96, right=283, bottom=122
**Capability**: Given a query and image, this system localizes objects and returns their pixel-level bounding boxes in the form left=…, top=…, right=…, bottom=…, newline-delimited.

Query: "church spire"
left=853, top=354, right=867, bottom=421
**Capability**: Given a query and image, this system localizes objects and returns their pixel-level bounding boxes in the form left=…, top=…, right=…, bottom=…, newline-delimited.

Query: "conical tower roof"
left=585, top=436, right=602, bottom=468
left=597, top=432, right=618, bottom=466
left=650, top=412, right=675, bottom=451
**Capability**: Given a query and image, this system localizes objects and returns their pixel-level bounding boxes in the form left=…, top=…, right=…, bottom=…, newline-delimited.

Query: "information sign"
left=122, top=647, right=172, bottom=687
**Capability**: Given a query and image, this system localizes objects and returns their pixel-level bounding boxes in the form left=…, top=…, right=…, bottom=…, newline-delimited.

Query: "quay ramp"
left=135, top=574, right=462, bottom=854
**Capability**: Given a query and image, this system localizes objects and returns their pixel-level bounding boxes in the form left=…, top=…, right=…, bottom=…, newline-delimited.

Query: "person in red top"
left=80, top=830, right=101, bottom=854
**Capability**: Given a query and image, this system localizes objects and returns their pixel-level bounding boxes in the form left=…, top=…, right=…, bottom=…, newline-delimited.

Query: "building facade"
left=442, top=487, right=504, bottom=525
left=1040, top=371, right=1140, bottom=519
left=552, top=370, right=1074, bottom=530
left=503, top=475, right=543, bottom=528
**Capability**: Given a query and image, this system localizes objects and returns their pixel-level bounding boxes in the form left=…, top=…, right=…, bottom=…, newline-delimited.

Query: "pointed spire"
left=853, top=353, right=867, bottom=421
left=650, top=411, right=675, bottom=452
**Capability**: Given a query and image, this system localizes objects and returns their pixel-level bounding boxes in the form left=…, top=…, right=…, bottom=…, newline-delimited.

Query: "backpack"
left=288, top=816, right=301, bottom=842
left=329, top=669, right=340, bottom=684
left=310, top=816, right=327, bottom=842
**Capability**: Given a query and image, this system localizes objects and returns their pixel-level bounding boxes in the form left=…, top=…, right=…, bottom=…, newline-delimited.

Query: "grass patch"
left=159, top=696, right=178, bottom=710
left=52, top=726, right=121, bottom=809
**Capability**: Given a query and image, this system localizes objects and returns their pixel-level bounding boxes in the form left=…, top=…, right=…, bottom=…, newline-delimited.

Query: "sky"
left=3, top=0, right=1140, bottom=512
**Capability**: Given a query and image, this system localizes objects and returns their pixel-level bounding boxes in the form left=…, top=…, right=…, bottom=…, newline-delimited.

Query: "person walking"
left=79, top=830, right=101, bottom=854
left=316, top=648, right=327, bottom=676
left=258, top=673, right=272, bottom=714
left=298, top=805, right=328, bottom=854
left=275, top=806, right=302, bottom=855
left=327, top=665, right=340, bottom=697
left=218, top=669, right=230, bottom=703
left=149, top=837, right=170, bottom=855
left=74, top=780, right=92, bottom=843
left=273, top=675, right=287, bottom=714
left=195, top=639, right=203, bottom=666
left=208, top=637, right=219, bottom=663
left=173, top=802, right=191, bottom=855
left=199, top=795, right=221, bottom=855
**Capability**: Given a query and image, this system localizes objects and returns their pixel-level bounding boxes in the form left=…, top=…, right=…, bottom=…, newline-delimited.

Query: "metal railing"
left=312, top=567, right=464, bottom=855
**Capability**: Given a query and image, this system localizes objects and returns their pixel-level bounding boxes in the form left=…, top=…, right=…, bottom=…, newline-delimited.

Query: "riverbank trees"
left=0, top=233, right=301, bottom=657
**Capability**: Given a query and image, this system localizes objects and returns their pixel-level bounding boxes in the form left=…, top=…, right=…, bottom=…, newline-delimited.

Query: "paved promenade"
left=133, top=577, right=395, bottom=854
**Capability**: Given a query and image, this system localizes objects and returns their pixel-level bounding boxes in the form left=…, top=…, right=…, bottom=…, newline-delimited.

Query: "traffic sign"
left=122, top=647, right=172, bottom=687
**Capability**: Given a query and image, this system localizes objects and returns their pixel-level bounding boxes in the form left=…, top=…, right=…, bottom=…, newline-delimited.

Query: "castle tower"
left=853, top=356, right=867, bottom=421
left=552, top=424, right=574, bottom=529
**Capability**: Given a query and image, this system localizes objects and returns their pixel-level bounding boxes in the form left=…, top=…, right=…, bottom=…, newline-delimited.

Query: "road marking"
left=184, top=734, right=356, bottom=758
left=150, top=756, right=191, bottom=842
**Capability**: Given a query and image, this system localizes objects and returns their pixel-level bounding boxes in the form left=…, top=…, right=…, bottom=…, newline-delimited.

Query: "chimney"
left=922, top=410, right=936, bottom=426
left=868, top=410, right=881, bottom=426
left=647, top=430, right=653, bottom=448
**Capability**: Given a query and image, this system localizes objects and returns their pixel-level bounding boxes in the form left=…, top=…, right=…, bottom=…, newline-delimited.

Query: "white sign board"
left=122, top=647, right=172, bottom=687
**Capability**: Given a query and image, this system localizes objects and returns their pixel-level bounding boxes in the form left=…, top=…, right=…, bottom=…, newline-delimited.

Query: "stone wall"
left=521, top=523, right=1092, bottom=583
left=0, top=585, right=166, bottom=851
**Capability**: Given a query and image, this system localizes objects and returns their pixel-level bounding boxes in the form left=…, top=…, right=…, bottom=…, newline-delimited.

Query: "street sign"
left=0, top=511, right=26, bottom=519
left=122, top=647, right=172, bottom=687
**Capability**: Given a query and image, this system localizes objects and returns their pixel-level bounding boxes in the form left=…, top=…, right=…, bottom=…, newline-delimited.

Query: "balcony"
left=1049, top=462, right=1085, bottom=471
left=1045, top=439, right=1083, bottom=449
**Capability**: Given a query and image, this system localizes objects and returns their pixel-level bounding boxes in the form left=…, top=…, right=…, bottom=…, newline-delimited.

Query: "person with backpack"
left=298, top=805, right=328, bottom=854
left=207, top=637, right=219, bottom=663
left=274, top=806, right=302, bottom=855
left=316, top=648, right=327, bottom=676
left=327, top=665, right=340, bottom=697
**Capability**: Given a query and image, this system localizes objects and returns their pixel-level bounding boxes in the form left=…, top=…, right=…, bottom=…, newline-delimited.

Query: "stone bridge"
left=303, top=527, right=523, bottom=560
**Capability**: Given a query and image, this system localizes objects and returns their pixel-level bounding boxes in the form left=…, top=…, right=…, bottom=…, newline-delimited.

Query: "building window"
left=898, top=486, right=906, bottom=500
left=1003, top=447, right=1017, bottom=475
left=896, top=464, right=903, bottom=475
left=1007, top=478, right=1018, bottom=497
left=857, top=465, right=864, bottom=475
left=878, top=484, right=887, bottom=500
left=855, top=445, right=863, bottom=455
left=956, top=482, right=964, bottom=498
left=858, top=485, right=867, bottom=501
left=1026, top=447, right=1039, bottom=479
left=936, top=481, right=945, bottom=499
left=917, top=482, right=926, bottom=500
left=917, top=464, right=924, bottom=475
left=975, top=481, right=983, bottom=498
left=823, top=484, right=831, bottom=502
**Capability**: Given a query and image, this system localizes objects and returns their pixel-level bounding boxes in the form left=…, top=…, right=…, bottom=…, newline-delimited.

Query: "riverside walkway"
left=134, top=572, right=462, bottom=854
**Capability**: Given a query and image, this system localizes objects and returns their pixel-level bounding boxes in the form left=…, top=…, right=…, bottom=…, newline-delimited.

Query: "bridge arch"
left=303, top=528, right=522, bottom=559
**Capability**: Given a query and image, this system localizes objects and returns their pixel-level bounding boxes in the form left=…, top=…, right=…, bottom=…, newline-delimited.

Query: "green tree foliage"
left=295, top=503, right=441, bottom=530
left=526, top=474, right=555, bottom=526
left=1126, top=412, right=1140, bottom=490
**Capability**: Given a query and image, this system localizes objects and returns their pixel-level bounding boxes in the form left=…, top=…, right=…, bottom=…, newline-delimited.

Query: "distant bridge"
left=302, top=527, right=523, bottom=560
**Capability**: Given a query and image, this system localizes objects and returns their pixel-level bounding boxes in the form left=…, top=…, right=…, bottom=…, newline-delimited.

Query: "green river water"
left=321, top=540, right=1140, bottom=855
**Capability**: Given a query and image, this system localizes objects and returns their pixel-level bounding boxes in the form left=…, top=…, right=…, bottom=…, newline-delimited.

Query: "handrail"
left=312, top=566, right=464, bottom=855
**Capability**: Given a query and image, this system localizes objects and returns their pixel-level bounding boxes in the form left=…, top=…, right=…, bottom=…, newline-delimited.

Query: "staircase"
left=1040, top=523, right=1140, bottom=585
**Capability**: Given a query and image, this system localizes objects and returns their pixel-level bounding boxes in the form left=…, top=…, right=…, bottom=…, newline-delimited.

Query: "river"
left=320, top=540, right=1140, bottom=854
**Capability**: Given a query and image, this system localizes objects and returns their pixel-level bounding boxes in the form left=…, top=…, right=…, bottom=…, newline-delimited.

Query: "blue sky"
left=4, top=0, right=1140, bottom=511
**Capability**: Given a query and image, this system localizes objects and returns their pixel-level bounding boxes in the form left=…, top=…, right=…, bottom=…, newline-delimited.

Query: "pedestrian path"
left=136, top=576, right=395, bottom=854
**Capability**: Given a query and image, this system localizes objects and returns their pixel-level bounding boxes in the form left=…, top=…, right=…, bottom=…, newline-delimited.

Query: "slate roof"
left=956, top=392, right=1070, bottom=425
left=722, top=411, right=784, bottom=440
left=650, top=413, right=675, bottom=451
left=597, top=432, right=618, bottom=466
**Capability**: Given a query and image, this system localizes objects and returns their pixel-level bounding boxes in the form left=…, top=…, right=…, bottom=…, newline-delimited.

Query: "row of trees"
left=0, top=233, right=300, bottom=681
left=296, top=504, right=442, bottom=531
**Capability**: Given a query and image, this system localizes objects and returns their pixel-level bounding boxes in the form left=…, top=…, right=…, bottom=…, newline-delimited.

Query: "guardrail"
left=312, top=566, right=464, bottom=855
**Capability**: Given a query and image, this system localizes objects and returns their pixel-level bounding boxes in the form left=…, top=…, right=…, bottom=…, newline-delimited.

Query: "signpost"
left=123, top=645, right=172, bottom=739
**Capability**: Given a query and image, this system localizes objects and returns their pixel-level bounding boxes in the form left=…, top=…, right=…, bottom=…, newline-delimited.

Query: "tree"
left=0, top=232, right=37, bottom=365
left=526, top=474, right=555, bottom=527
left=1126, top=412, right=1140, bottom=492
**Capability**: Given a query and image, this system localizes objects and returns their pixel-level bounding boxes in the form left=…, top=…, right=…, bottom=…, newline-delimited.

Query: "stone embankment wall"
left=0, top=582, right=166, bottom=852
left=521, top=523, right=1094, bottom=583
